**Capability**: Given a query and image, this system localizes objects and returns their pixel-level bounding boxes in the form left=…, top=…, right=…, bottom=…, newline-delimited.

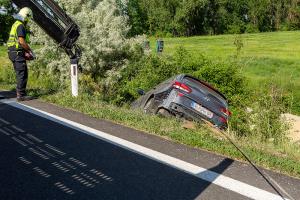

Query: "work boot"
left=17, top=95, right=34, bottom=102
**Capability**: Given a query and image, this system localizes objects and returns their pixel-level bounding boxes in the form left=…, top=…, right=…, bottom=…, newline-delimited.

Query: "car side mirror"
left=137, top=89, right=145, bottom=96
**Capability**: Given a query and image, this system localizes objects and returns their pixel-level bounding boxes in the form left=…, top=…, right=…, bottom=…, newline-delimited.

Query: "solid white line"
left=2, top=100, right=289, bottom=200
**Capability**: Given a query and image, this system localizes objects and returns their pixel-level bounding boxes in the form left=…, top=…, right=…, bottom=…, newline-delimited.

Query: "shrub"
left=110, top=54, right=177, bottom=104
left=193, top=62, right=247, bottom=103
left=111, top=48, right=289, bottom=145
left=110, top=47, right=247, bottom=107
left=30, top=0, right=145, bottom=83
left=229, top=84, right=290, bottom=144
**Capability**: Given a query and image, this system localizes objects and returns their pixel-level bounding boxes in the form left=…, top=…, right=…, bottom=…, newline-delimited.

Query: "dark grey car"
left=132, top=74, right=231, bottom=129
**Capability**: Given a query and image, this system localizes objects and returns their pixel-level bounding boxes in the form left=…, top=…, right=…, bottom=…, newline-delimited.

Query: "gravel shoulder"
left=282, top=113, right=300, bottom=143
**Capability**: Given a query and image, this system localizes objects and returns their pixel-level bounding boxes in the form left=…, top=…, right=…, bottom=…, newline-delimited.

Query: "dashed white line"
left=36, top=146, right=56, bottom=158
left=12, top=137, right=27, bottom=146
left=45, top=144, right=66, bottom=156
left=26, top=134, right=43, bottom=143
left=0, top=129, right=10, bottom=136
left=0, top=118, right=10, bottom=125
left=3, top=127, right=16, bottom=135
left=18, top=157, right=32, bottom=165
left=11, top=125, right=25, bottom=133
left=18, top=135, right=34, bottom=145
left=28, top=148, right=49, bottom=160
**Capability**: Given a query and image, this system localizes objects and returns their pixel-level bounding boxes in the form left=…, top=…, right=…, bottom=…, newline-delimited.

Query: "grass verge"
left=1, top=81, right=299, bottom=178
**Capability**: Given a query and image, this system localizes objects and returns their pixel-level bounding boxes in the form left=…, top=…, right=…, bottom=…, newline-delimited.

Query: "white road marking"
left=45, top=144, right=66, bottom=156
left=26, top=134, right=43, bottom=143
left=1, top=100, right=290, bottom=200
left=12, top=136, right=27, bottom=146
left=0, top=128, right=10, bottom=136
left=18, top=156, right=32, bottom=165
left=0, top=117, right=10, bottom=125
left=11, top=125, right=25, bottom=133
left=28, top=148, right=49, bottom=160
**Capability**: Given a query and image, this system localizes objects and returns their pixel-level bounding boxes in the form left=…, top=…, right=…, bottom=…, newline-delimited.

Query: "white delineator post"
left=70, top=58, right=79, bottom=97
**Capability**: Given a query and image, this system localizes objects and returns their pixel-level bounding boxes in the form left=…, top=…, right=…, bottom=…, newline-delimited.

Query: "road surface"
left=0, top=91, right=299, bottom=200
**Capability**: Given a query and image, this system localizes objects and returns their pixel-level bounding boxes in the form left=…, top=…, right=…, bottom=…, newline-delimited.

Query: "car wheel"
left=157, top=108, right=173, bottom=118
left=144, top=97, right=155, bottom=114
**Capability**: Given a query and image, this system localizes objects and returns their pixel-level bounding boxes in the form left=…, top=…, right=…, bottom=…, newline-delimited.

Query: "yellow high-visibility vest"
left=7, top=20, right=30, bottom=50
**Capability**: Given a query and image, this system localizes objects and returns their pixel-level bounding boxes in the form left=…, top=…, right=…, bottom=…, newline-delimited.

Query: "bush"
left=109, top=47, right=247, bottom=107
left=108, top=47, right=209, bottom=104
left=229, top=85, right=290, bottom=144
left=192, top=62, right=247, bottom=103
left=110, top=54, right=177, bottom=104
left=110, top=48, right=289, bottom=145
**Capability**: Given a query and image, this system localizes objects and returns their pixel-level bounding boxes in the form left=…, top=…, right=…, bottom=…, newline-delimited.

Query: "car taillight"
left=221, top=108, right=232, bottom=116
left=219, top=116, right=227, bottom=123
left=173, top=81, right=192, bottom=93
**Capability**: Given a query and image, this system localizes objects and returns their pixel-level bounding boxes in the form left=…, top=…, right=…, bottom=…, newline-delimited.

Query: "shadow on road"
left=0, top=98, right=236, bottom=200
left=0, top=90, right=16, bottom=99
left=0, top=88, right=57, bottom=99
left=195, top=158, right=234, bottom=198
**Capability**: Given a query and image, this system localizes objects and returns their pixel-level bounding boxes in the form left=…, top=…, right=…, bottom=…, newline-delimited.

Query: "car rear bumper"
left=169, top=102, right=227, bottom=129
left=163, top=91, right=227, bottom=129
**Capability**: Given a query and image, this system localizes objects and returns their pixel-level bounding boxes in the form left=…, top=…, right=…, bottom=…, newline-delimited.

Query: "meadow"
left=150, top=31, right=300, bottom=114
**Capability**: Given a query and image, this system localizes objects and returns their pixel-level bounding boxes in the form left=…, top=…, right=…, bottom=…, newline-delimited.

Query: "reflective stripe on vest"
left=7, top=21, right=30, bottom=50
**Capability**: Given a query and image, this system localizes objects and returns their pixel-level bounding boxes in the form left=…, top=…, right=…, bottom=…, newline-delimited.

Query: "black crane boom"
left=11, top=0, right=80, bottom=58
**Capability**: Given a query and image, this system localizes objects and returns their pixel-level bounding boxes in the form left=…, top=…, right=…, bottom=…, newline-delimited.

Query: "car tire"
left=157, top=108, right=173, bottom=118
left=144, top=97, right=155, bottom=114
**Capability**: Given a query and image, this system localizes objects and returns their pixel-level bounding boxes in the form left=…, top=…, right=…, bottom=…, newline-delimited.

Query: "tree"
left=125, top=0, right=148, bottom=36
left=0, top=0, right=16, bottom=43
left=174, top=0, right=208, bottom=36
left=127, top=0, right=300, bottom=36
left=31, top=0, right=144, bottom=85
left=285, top=0, right=300, bottom=29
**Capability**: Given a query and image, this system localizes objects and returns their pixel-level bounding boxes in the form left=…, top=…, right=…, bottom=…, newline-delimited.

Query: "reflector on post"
left=70, top=58, right=78, bottom=97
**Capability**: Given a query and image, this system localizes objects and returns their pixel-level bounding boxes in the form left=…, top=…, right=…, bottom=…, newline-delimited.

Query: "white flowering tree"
left=31, top=0, right=144, bottom=87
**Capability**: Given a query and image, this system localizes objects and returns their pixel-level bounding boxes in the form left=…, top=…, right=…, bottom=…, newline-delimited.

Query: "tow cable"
left=204, top=123, right=295, bottom=200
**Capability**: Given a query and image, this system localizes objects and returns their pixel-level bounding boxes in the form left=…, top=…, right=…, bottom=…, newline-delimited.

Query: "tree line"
left=1, top=0, right=300, bottom=43
left=122, top=0, right=300, bottom=36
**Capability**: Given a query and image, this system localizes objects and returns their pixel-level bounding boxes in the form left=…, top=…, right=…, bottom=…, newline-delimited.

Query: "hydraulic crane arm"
left=12, top=0, right=81, bottom=96
left=11, top=0, right=81, bottom=58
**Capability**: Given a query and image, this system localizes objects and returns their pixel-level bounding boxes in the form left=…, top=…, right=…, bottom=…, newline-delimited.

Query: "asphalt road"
left=0, top=91, right=299, bottom=200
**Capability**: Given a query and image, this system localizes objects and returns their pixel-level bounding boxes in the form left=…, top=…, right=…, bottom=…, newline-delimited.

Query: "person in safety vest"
left=7, top=7, right=35, bottom=101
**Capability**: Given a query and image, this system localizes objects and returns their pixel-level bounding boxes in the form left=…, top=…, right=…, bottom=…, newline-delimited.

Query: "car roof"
left=178, top=74, right=228, bottom=100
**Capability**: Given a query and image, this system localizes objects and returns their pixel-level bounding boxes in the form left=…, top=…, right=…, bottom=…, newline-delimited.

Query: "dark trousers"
left=13, top=61, right=28, bottom=96
left=8, top=51, right=28, bottom=96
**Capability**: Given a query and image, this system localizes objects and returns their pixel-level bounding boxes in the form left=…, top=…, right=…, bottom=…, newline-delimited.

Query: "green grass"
left=1, top=31, right=300, bottom=178
left=0, top=46, right=10, bottom=67
left=41, top=92, right=300, bottom=178
left=150, top=31, right=300, bottom=113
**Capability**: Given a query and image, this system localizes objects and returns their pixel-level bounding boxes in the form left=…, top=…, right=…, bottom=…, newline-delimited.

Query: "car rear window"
left=183, top=77, right=228, bottom=106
